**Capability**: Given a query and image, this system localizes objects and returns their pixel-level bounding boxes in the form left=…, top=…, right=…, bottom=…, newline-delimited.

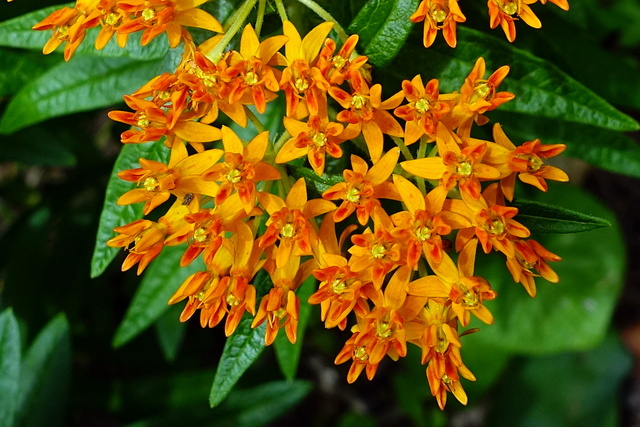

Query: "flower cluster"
left=411, top=0, right=570, bottom=47
left=34, top=0, right=570, bottom=410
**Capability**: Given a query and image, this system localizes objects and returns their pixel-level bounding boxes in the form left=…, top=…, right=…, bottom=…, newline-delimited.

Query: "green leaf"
left=495, top=111, right=640, bottom=179
left=391, top=26, right=639, bottom=131
left=0, top=308, right=21, bottom=427
left=209, top=314, right=267, bottom=407
left=0, top=4, right=170, bottom=60
left=470, top=183, right=625, bottom=354
left=0, top=125, right=76, bottom=167
left=15, top=314, right=71, bottom=427
left=154, top=304, right=187, bottom=363
left=488, top=332, right=631, bottom=427
left=112, top=244, right=204, bottom=348
left=512, top=199, right=611, bottom=234
left=0, top=48, right=58, bottom=97
left=289, top=166, right=343, bottom=193
left=0, top=50, right=180, bottom=134
left=348, top=0, right=420, bottom=67
left=90, top=140, right=169, bottom=278
left=274, top=277, right=315, bottom=380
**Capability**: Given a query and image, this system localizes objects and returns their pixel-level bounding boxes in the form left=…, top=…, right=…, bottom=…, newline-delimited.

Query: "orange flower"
left=116, top=0, right=222, bottom=48
left=202, top=127, right=280, bottom=213
left=329, top=72, right=404, bottom=163
left=506, top=239, right=561, bottom=297
left=492, top=123, right=569, bottom=201
left=394, top=75, right=452, bottom=145
left=539, top=0, right=569, bottom=10
left=400, top=123, right=501, bottom=200
left=317, top=35, right=369, bottom=85
left=323, top=148, right=401, bottom=225
left=487, top=0, right=541, bottom=43
left=279, top=20, right=334, bottom=118
left=410, top=0, right=466, bottom=48
left=277, top=115, right=357, bottom=176
left=224, top=24, right=287, bottom=113
left=258, top=178, right=336, bottom=268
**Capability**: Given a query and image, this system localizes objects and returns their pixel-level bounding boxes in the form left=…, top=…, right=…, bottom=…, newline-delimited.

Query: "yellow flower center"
left=521, top=259, right=536, bottom=270
left=195, top=68, right=217, bottom=87
left=244, top=71, right=259, bottom=85
left=294, top=77, right=309, bottom=92
left=415, top=226, right=432, bottom=241
left=376, top=321, right=393, bottom=339
left=499, top=0, right=519, bottom=15
left=354, top=346, right=369, bottom=361
left=527, top=155, right=543, bottom=172
left=226, top=168, right=242, bottom=184
left=351, top=94, right=367, bottom=109
left=274, top=307, right=287, bottom=319
left=345, top=186, right=361, bottom=203
left=156, top=91, right=171, bottom=101
left=226, top=293, right=240, bottom=306
left=137, top=114, right=150, bottom=129
left=430, top=4, right=447, bottom=23
left=57, top=25, right=70, bottom=39
left=331, top=278, right=348, bottom=294
left=415, top=98, right=431, bottom=114
left=485, top=218, right=505, bottom=235
left=371, top=243, right=387, bottom=259
left=456, top=161, right=473, bottom=176
left=104, top=12, right=120, bottom=26
left=281, top=223, right=296, bottom=239
left=442, top=374, right=452, bottom=384
left=143, top=177, right=159, bottom=192
left=193, top=227, right=208, bottom=243
left=469, top=82, right=491, bottom=104
left=332, top=56, right=347, bottom=69
left=462, top=290, right=479, bottom=308
left=311, top=131, right=327, bottom=147
left=142, top=8, right=156, bottom=21
left=195, top=290, right=205, bottom=302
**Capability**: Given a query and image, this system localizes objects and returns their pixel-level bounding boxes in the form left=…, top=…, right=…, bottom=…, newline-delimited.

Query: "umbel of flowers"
left=34, top=0, right=570, bottom=410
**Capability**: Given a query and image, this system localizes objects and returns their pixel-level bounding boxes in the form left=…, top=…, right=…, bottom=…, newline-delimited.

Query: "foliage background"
left=1, top=0, right=640, bottom=426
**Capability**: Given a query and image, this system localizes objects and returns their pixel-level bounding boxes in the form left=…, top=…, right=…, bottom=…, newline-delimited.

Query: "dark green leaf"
left=289, top=165, right=343, bottom=193
left=0, top=4, right=170, bottom=60
left=15, top=314, right=71, bottom=427
left=470, top=183, right=625, bottom=354
left=0, top=50, right=180, bottom=134
left=274, top=277, right=315, bottom=380
left=209, top=314, right=267, bottom=407
left=91, top=140, right=169, bottom=278
left=391, top=26, right=639, bottom=131
left=0, top=125, right=76, bottom=167
left=0, top=308, right=21, bottom=427
left=512, top=199, right=611, bottom=234
left=0, top=48, right=58, bottom=97
left=154, top=304, right=187, bottom=363
left=488, top=332, right=631, bottom=427
left=112, top=245, right=204, bottom=348
left=348, top=0, right=420, bottom=67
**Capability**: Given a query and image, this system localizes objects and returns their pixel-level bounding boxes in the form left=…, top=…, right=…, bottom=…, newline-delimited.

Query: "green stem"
left=392, top=136, right=413, bottom=161
left=244, top=106, right=267, bottom=133
left=296, top=0, right=349, bottom=42
left=273, top=130, right=292, bottom=155
left=274, top=0, right=289, bottom=22
left=256, top=0, right=266, bottom=36
left=207, top=0, right=258, bottom=63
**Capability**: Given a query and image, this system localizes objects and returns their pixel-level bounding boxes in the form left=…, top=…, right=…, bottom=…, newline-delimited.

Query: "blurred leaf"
left=209, top=314, right=267, bottom=407
left=488, top=331, right=631, bottom=427
left=90, top=140, right=168, bottom=278
left=0, top=308, right=21, bottom=427
left=274, top=277, right=315, bottom=380
left=0, top=125, right=76, bottom=166
left=338, top=412, right=378, bottom=427
left=513, top=199, right=611, bottom=234
left=15, top=314, right=71, bottom=427
left=112, top=245, right=204, bottom=348
left=348, top=0, right=420, bottom=67
left=0, top=50, right=180, bottom=134
left=495, top=111, right=640, bottom=179
left=391, top=26, right=639, bottom=131
left=457, top=335, right=511, bottom=401
left=0, top=3, right=170, bottom=60
left=470, top=183, right=625, bottom=354
left=154, top=305, right=187, bottom=363
left=0, top=48, right=58, bottom=97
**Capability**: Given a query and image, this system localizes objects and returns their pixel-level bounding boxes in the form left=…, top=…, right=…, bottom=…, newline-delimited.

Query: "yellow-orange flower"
left=410, top=0, right=466, bottom=48
left=487, top=0, right=541, bottom=43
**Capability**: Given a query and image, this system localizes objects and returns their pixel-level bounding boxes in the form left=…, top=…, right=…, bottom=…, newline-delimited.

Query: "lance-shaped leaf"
left=0, top=48, right=58, bottom=97
left=512, top=199, right=611, bottom=234
left=113, top=245, right=204, bottom=348
left=349, top=0, right=420, bottom=67
left=15, top=314, right=71, bottom=427
left=210, top=314, right=267, bottom=407
left=91, top=140, right=168, bottom=278
left=0, top=308, right=21, bottom=427
left=0, top=51, right=180, bottom=134
left=390, top=26, right=639, bottom=131
left=0, top=3, right=169, bottom=60
left=288, top=165, right=343, bottom=193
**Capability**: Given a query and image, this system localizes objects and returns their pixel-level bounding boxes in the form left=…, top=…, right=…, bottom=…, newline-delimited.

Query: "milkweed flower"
left=487, top=0, right=541, bottom=43
left=410, top=0, right=466, bottom=48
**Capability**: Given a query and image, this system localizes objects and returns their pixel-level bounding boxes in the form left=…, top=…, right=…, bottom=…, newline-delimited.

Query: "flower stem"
left=274, top=0, right=289, bottom=22
left=392, top=136, right=413, bottom=161
left=256, top=0, right=267, bottom=36
left=296, top=0, right=349, bottom=42
left=207, top=0, right=258, bottom=62
left=245, top=106, right=267, bottom=133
